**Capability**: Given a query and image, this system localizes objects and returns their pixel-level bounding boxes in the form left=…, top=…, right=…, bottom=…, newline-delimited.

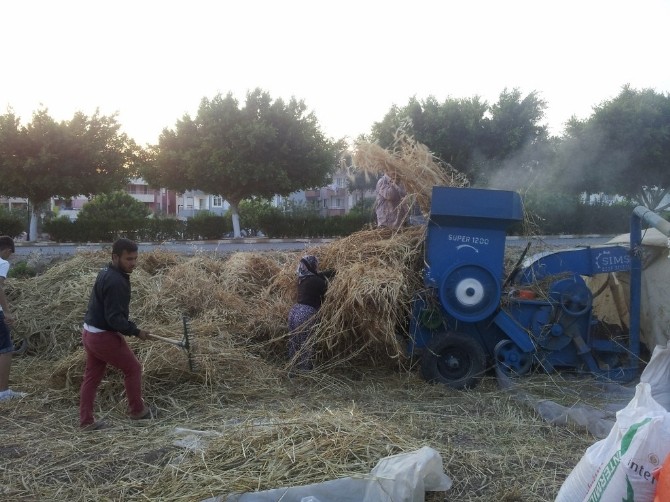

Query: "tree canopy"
left=76, top=191, right=150, bottom=222
left=0, top=108, right=141, bottom=239
left=369, top=89, right=549, bottom=188
left=557, top=85, right=670, bottom=208
left=144, top=88, right=337, bottom=237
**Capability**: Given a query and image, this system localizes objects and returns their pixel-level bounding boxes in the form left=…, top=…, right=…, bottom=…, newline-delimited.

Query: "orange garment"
left=654, top=452, right=670, bottom=502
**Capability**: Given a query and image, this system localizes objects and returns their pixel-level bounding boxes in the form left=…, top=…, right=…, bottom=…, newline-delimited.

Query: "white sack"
left=555, top=342, right=670, bottom=502
left=207, top=446, right=452, bottom=502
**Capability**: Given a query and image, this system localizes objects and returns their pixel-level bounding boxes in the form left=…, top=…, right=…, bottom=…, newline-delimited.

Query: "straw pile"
left=303, top=226, right=426, bottom=368
left=352, top=132, right=469, bottom=215
left=3, top=229, right=431, bottom=399
left=5, top=252, right=105, bottom=359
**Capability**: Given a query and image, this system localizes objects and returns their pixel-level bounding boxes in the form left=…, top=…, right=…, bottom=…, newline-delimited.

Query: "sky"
left=1, top=0, right=669, bottom=147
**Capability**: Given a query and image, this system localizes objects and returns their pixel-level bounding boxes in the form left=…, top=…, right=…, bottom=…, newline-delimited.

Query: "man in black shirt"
left=79, top=238, right=152, bottom=430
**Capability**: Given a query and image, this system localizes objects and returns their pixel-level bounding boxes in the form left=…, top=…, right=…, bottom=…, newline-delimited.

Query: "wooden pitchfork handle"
left=145, top=333, right=185, bottom=348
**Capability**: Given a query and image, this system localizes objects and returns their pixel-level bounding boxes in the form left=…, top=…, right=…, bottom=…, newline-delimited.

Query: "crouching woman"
left=287, top=255, right=328, bottom=373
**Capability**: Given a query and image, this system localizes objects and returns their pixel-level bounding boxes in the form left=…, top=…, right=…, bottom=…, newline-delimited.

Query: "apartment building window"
left=336, top=177, right=345, bottom=187
left=335, top=198, right=342, bottom=208
left=212, top=196, right=223, bottom=207
left=56, top=198, right=73, bottom=210
left=323, top=199, right=327, bottom=208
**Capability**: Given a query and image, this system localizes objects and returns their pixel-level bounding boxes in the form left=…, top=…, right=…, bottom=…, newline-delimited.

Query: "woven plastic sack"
left=556, top=343, right=670, bottom=502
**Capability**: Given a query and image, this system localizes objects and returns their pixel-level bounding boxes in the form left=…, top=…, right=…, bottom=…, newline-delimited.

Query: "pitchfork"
left=145, top=316, right=197, bottom=372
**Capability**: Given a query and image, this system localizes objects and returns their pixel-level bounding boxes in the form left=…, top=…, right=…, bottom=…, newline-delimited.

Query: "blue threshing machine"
left=409, top=186, right=670, bottom=389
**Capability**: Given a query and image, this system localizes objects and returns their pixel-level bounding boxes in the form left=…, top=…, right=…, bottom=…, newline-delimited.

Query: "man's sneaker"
left=0, top=389, right=28, bottom=402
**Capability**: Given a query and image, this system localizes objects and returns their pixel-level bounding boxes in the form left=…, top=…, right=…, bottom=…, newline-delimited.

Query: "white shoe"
left=0, top=389, right=28, bottom=401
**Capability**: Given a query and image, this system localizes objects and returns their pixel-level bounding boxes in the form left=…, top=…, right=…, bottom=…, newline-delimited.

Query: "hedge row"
left=42, top=211, right=374, bottom=242
left=34, top=200, right=643, bottom=243
left=518, top=194, right=637, bottom=236
left=43, top=215, right=230, bottom=243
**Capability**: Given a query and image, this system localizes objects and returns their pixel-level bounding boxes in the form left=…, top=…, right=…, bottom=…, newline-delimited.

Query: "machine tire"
left=420, top=332, right=486, bottom=390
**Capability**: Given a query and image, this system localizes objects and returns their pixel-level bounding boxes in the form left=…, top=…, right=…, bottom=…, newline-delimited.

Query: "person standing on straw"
left=0, top=236, right=28, bottom=402
left=288, top=255, right=328, bottom=375
left=79, top=238, right=153, bottom=430
left=375, top=170, right=409, bottom=229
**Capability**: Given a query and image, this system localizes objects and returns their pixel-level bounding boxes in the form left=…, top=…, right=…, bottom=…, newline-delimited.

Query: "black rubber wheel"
left=420, top=332, right=487, bottom=390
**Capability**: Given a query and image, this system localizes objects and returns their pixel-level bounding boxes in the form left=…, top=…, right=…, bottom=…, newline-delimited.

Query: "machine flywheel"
left=494, top=339, right=533, bottom=376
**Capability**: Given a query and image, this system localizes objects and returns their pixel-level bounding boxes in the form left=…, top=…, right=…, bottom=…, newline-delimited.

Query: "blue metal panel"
left=493, top=310, right=534, bottom=353
left=430, top=187, right=523, bottom=225
left=516, top=246, right=631, bottom=284
left=425, top=187, right=523, bottom=322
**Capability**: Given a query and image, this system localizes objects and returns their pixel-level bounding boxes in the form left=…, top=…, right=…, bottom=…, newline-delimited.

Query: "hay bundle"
left=315, top=227, right=425, bottom=364
left=156, top=256, right=231, bottom=318
left=315, top=262, right=412, bottom=362
left=317, top=226, right=425, bottom=270
left=264, top=260, right=300, bottom=303
left=219, top=252, right=282, bottom=297
left=50, top=348, right=86, bottom=390
left=244, top=227, right=426, bottom=368
left=10, top=253, right=108, bottom=357
left=139, top=248, right=183, bottom=275
left=352, top=132, right=468, bottom=215
left=132, top=261, right=247, bottom=330
left=130, top=271, right=187, bottom=325
left=8, top=249, right=285, bottom=393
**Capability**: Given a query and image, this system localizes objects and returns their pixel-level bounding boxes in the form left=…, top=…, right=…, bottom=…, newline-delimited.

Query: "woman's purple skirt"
left=288, top=303, right=318, bottom=371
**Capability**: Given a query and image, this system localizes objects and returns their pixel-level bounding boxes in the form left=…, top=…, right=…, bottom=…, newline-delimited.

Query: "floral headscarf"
left=296, top=255, right=319, bottom=281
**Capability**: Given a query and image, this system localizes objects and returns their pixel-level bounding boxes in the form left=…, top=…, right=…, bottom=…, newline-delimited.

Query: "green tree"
left=238, top=197, right=279, bottom=236
left=481, top=89, right=548, bottom=160
left=557, top=85, right=670, bottom=208
left=0, top=206, right=26, bottom=238
left=145, top=89, right=337, bottom=237
left=338, top=146, right=377, bottom=200
left=369, top=103, right=407, bottom=147
left=0, top=108, right=141, bottom=240
left=347, top=169, right=378, bottom=195
left=370, top=95, right=489, bottom=179
left=411, top=95, right=489, bottom=174
left=74, top=191, right=150, bottom=241
left=77, top=191, right=150, bottom=221
left=476, top=89, right=555, bottom=192
left=369, top=89, right=549, bottom=188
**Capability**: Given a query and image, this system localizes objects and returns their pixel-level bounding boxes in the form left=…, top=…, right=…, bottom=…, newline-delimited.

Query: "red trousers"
left=79, top=329, right=145, bottom=426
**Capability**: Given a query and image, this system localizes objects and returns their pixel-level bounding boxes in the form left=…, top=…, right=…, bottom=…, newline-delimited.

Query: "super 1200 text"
left=448, top=234, right=490, bottom=245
